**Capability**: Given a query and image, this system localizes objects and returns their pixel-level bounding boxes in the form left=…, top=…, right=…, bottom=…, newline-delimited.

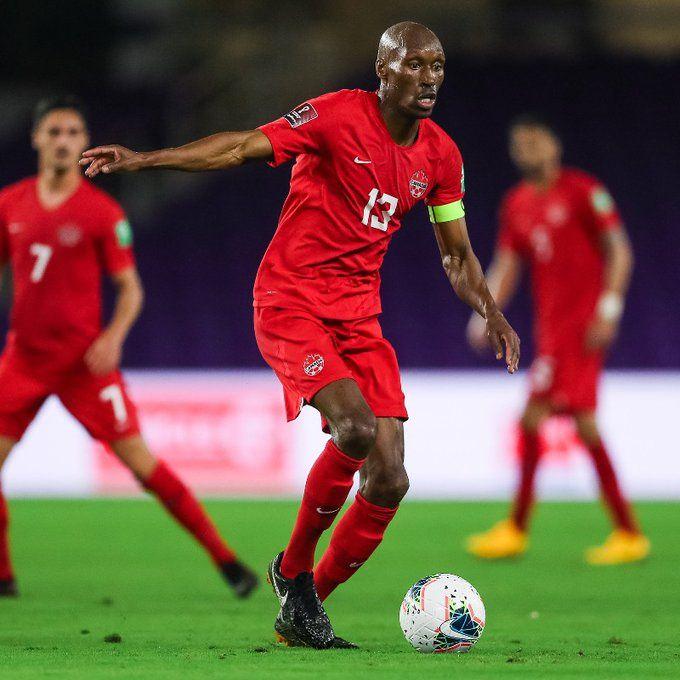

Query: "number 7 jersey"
left=0, top=177, right=134, bottom=365
left=255, top=89, right=465, bottom=320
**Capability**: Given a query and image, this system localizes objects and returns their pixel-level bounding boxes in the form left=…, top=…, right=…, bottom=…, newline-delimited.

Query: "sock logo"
left=303, top=353, right=325, bottom=377
left=316, top=506, right=340, bottom=515
left=349, top=561, right=365, bottom=569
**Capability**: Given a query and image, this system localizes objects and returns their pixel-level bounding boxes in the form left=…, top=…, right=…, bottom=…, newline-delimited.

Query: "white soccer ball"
left=399, top=574, right=486, bottom=653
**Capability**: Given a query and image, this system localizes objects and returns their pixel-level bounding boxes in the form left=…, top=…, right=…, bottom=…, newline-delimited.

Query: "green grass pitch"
left=0, top=499, right=678, bottom=678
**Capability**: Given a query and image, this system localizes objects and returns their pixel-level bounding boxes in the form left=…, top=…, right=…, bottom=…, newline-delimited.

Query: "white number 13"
left=361, top=188, right=398, bottom=232
left=29, top=243, right=53, bottom=283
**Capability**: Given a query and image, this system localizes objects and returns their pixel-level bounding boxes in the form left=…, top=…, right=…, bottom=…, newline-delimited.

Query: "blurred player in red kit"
left=466, top=116, right=650, bottom=565
left=0, top=97, right=258, bottom=598
left=81, top=23, right=520, bottom=648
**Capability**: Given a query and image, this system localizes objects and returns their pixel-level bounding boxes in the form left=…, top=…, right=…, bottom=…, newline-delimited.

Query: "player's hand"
left=585, top=316, right=618, bottom=351
left=79, top=145, right=145, bottom=178
left=466, top=314, right=488, bottom=353
left=485, top=309, right=520, bottom=374
left=85, top=331, right=123, bottom=376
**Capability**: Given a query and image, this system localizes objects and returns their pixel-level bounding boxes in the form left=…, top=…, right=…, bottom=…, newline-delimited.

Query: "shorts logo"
left=409, top=169, right=429, bottom=198
left=303, top=353, right=325, bottom=377
left=283, top=102, right=318, bottom=128
left=58, top=223, right=83, bottom=246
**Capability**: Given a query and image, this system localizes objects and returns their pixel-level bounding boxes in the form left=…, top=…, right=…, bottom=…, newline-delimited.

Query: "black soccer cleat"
left=267, top=551, right=335, bottom=649
left=0, top=578, right=18, bottom=597
left=276, top=632, right=359, bottom=649
left=221, top=560, right=259, bottom=599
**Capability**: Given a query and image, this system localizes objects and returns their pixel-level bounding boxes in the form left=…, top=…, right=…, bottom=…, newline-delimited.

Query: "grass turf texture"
left=0, top=500, right=678, bottom=679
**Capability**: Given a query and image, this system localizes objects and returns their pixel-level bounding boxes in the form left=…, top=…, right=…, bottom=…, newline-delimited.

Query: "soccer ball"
left=399, top=574, right=486, bottom=653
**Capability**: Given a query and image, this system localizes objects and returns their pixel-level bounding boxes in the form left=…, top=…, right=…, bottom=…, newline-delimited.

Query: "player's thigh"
left=359, top=417, right=408, bottom=507
left=109, top=434, right=157, bottom=480
left=338, top=317, right=408, bottom=421
left=0, top=350, right=50, bottom=441
left=254, top=306, right=358, bottom=422
left=57, top=369, right=140, bottom=442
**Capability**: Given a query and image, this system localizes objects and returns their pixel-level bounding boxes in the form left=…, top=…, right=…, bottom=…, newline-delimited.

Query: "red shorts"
left=254, top=307, right=408, bottom=424
left=0, top=345, right=140, bottom=442
left=528, top=347, right=604, bottom=413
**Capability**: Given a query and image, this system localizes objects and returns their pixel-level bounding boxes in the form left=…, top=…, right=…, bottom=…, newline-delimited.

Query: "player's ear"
left=375, top=58, right=387, bottom=81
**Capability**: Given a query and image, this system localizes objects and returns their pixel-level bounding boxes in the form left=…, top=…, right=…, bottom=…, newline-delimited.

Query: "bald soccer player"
left=81, top=23, right=520, bottom=648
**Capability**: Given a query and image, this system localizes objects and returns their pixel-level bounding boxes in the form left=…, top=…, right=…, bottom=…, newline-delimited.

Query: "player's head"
left=375, top=22, right=444, bottom=119
left=31, top=96, right=90, bottom=174
left=508, top=115, right=562, bottom=178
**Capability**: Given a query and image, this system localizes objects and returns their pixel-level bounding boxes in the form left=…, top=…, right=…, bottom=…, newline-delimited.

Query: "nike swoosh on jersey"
left=353, top=156, right=371, bottom=164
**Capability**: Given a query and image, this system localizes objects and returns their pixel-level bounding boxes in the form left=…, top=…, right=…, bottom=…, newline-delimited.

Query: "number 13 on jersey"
left=362, top=188, right=398, bottom=232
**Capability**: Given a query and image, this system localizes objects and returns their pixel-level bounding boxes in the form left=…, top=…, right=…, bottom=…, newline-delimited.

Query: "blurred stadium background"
left=1, top=0, right=678, bottom=499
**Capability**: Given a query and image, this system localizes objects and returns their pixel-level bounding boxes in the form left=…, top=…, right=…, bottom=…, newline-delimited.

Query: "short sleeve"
left=99, top=202, right=135, bottom=275
left=497, top=195, right=525, bottom=257
left=0, top=190, right=7, bottom=265
left=257, top=91, right=342, bottom=168
left=425, top=139, right=465, bottom=223
left=584, top=181, right=622, bottom=234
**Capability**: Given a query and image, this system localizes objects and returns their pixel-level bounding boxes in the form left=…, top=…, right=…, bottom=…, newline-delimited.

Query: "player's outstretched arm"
left=466, top=249, right=522, bottom=352
left=433, top=217, right=520, bottom=373
left=80, top=130, right=273, bottom=178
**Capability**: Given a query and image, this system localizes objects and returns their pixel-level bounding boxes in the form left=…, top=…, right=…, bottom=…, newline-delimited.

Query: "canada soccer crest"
left=303, top=353, right=325, bottom=377
left=409, top=170, right=429, bottom=198
left=58, top=223, right=83, bottom=247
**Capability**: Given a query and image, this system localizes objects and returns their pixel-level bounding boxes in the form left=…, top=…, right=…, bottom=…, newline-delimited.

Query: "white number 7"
left=362, top=188, right=398, bottom=232
left=29, top=243, right=53, bottom=282
left=99, top=385, right=128, bottom=425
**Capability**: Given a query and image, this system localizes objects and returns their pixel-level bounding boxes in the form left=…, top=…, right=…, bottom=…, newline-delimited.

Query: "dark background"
left=1, top=0, right=678, bottom=368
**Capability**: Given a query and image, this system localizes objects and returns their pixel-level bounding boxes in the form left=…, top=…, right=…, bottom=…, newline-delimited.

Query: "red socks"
left=511, top=427, right=541, bottom=531
left=511, top=425, right=638, bottom=534
left=0, top=487, right=13, bottom=581
left=585, top=440, right=638, bottom=533
left=314, top=492, right=398, bottom=601
left=143, top=461, right=237, bottom=565
left=280, top=440, right=364, bottom=579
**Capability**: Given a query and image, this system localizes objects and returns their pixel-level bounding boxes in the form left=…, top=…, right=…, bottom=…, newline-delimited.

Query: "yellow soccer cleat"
left=465, top=519, right=528, bottom=559
left=585, top=530, right=651, bottom=565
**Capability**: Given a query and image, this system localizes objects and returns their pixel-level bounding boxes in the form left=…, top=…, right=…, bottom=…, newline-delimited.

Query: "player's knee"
left=334, top=412, right=377, bottom=456
left=366, top=462, right=410, bottom=506
left=520, top=410, right=545, bottom=435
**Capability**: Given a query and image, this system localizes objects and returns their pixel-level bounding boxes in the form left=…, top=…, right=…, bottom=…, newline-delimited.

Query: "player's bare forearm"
left=601, top=229, right=633, bottom=297
left=80, top=130, right=273, bottom=177
left=483, top=250, right=522, bottom=313
left=434, top=218, right=520, bottom=372
left=586, top=229, right=633, bottom=350
left=85, top=267, right=143, bottom=376
left=106, top=267, right=144, bottom=342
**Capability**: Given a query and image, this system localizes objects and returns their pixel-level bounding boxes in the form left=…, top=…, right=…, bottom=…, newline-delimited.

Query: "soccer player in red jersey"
left=465, top=116, right=650, bottom=565
left=81, top=23, right=520, bottom=648
left=0, top=97, right=258, bottom=598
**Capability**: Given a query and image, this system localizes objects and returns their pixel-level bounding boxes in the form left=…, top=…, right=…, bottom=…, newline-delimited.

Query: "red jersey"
left=498, top=168, right=622, bottom=352
left=256, top=89, right=465, bottom=320
left=0, top=177, right=134, bottom=366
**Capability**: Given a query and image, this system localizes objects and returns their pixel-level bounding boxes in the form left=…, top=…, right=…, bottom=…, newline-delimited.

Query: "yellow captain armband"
left=427, top=200, right=465, bottom=223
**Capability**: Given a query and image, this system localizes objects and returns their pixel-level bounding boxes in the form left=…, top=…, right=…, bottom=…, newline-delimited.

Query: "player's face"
left=32, top=109, right=90, bottom=173
left=380, top=47, right=445, bottom=119
left=509, top=126, right=561, bottom=177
